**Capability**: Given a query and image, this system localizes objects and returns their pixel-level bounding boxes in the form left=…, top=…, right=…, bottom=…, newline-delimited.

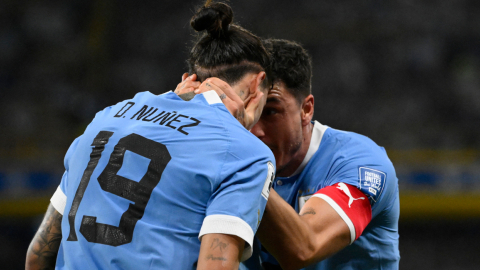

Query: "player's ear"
left=251, top=71, right=266, bottom=94
left=301, top=94, right=314, bottom=126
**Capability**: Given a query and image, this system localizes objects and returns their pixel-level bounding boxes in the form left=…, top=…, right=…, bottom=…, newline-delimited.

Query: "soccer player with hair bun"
left=26, top=2, right=276, bottom=270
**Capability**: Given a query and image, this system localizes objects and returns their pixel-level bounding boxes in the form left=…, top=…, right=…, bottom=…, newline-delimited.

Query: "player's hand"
left=174, top=73, right=201, bottom=95
left=243, top=89, right=264, bottom=131
left=195, top=77, right=262, bottom=130
left=194, top=77, right=245, bottom=124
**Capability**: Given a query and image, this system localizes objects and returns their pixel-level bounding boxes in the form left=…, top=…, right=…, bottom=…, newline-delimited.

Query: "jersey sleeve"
left=313, top=183, right=372, bottom=243
left=51, top=177, right=67, bottom=215
left=50, top=135, right=83, bottom=215
left=322, top=136, right=398, bottom=219
left=199, top=149, right=275, bottom=262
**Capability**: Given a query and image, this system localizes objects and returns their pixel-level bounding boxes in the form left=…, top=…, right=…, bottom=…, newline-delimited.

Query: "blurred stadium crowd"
left=0, top=0, right=479, bottom=269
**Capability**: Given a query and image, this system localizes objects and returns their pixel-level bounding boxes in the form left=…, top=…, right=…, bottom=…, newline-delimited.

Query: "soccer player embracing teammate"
left=178, top=39, right=400, bottom=269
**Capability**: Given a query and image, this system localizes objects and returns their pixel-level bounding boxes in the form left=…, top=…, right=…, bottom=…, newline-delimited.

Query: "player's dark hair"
left=188, top=1, right=271, bottom=89
left=263, top=39, right=312, bottom=104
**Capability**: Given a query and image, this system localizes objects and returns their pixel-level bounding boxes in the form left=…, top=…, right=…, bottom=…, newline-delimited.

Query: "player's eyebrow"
left=266, top=97, right=281, bottom=103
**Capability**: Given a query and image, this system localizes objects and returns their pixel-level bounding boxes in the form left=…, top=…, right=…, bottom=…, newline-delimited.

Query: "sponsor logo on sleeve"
left=336, top=183, right=365, bottom=208
left=261, top=162, right=275, bottom=200
left=358, top=167, right=386, bottom=203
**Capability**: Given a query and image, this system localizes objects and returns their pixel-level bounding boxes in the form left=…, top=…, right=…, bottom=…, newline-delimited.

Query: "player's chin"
left=274, top=163, right=288, bottom=176
left=269, top=149, right=286, bottom=168
left=262, top=143, right=277, bottom=153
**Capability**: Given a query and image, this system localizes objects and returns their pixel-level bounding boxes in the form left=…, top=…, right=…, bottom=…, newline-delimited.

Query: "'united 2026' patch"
left=358, top=167, right=386, bottom=204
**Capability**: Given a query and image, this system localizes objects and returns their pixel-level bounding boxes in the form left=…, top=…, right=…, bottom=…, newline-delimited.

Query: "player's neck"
left=178, top=92, right=196, bottom=101
left=276, top=122, right=314, bottom=177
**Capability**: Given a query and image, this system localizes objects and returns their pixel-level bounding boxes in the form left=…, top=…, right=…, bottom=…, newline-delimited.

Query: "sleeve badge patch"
left=358, top=167, right=386, bottom=204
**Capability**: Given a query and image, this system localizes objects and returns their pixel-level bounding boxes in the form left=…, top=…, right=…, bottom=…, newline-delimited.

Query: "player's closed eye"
left=263, top=108, right=277, bottom=116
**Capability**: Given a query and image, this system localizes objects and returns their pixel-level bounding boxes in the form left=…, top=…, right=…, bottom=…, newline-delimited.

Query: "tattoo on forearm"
left=206, top=83, right=212, bottom=88
left=300, top=207, right=316, bottom=216
left=27, top=205, right=62, bottom=269
left=205, top=254, right=227, bottom=261
left=219, top=93, right=226, bottom=100
left=210, top=238, right=229, bottom=252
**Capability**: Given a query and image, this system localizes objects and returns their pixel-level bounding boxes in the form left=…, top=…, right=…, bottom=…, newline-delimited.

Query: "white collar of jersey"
left=290, top=120, right=328, bottom=177
left=202, top=90, right=223, bottom=105
left=169, top=89, right=222, bottom=104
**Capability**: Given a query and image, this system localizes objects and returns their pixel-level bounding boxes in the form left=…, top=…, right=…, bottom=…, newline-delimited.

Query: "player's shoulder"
left=316, top=124, right=397, bottom=206
left=324, top=126, right=379, bottom=149
left=107, top=91, right=174, bottom=113
left=229, top=123, right=274, bottom=160
left=89, top=91, right=158, bottom=121
left=321, top=125, right=390, bottom=162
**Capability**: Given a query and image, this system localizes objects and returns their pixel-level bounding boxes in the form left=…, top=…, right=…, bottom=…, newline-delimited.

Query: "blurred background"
left=1, top=0, right=479, bottom=269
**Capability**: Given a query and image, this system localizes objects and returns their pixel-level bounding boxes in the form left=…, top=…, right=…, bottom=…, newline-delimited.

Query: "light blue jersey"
left=51, top=91, right=275, bottom=270
left=243, top=121, right=399, bottom=270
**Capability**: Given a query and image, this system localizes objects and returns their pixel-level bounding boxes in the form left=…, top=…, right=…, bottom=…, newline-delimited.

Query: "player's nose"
left=250, top=121, right=265, bottom=137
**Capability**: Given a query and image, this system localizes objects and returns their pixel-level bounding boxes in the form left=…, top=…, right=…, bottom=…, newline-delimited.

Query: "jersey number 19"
left=66, top=131, right=171, bottom=246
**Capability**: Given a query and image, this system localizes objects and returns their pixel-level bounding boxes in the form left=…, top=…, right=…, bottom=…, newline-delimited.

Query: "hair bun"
left=190, top=2, right=233, bottom=37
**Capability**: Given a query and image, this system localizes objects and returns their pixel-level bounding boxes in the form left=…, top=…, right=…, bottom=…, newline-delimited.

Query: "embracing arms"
left=257, top=189, right=351, bottom=270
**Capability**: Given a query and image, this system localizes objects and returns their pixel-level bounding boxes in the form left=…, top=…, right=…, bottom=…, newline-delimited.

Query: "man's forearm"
left=257, top=190, right=351, bottom=270
left=26, top=204, right=63, bottom=270
left=257, top=190, right=317, bottom=270
left=197, top=233, right=244, bottom=270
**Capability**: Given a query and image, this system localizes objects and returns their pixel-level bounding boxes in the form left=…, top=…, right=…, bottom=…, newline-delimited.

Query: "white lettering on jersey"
left=336, top=183, right=365, bottom=208
left=261, top=162, right=275, bottom=200
left=358, top=167, right=386, bottom=203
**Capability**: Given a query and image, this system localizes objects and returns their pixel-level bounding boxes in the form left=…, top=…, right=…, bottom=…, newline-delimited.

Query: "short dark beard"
left=275, top=138, right=303, bottom=177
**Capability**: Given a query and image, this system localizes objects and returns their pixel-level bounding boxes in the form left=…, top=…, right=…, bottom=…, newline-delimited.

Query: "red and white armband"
left=313, top=182, right=372, bottom=244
